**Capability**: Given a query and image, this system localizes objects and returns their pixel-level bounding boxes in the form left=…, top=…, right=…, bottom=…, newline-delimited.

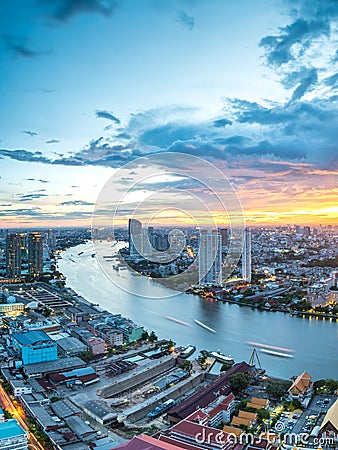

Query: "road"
left=0, top=382, right=45, bottom=450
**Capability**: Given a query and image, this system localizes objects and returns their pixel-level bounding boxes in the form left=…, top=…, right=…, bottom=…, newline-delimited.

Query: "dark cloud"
left=2, top=35, right=39, bottom=58
left=177, top=11, right=194, bottom=30
left=25, top=178, right=50, bottom=183
left=259, top=19, right=329, bottom=68
left=213, top=118, right=232, bottom=128
left=46, top=139, right=60, bottom=144
left=60, top=200, right=94, bottom=206
left=289, top=68, right=318, bottom=102
left=95, top=110, right=121, bottom=124
left=0, top=149, right=50, bottom=163
left=21, top=130, right=38, bottom=137
left=18, top=193, right=48, bottom=202
left=41, top=0, right=120, bottom=22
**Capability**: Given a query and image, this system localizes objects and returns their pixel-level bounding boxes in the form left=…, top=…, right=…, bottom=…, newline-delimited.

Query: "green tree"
left=257, top=408, right=270, bottom=420
left=229, top=373, right=250, bottom=395
left=149, top=331, right=158, bottom=343
left=266, top=380, right=292, bottom=399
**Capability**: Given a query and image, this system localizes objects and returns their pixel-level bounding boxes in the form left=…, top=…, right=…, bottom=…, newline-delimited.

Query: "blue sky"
left=1, top=0, right=338, bottom=227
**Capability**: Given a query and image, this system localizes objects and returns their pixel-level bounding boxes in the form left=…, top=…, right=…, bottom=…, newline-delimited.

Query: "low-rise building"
left=318, top=398, right=338, bottom=443
left=0, top=419, right=28, bottom=450
left=86, top=336, right=105, bottom=355
left=12, top=330, right=58, bottom=365
left=9, top=379, right=32, bottom=397
left=288, top=371, right=313, bottom=402
left=56, top=336, right=88, bottom=357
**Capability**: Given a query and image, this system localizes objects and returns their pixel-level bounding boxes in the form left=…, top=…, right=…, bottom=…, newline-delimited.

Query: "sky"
left=0, top=0, right=338, bottom=228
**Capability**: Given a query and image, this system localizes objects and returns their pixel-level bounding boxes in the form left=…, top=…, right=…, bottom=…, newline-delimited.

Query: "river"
left=58, top=241, right=338, bottom=380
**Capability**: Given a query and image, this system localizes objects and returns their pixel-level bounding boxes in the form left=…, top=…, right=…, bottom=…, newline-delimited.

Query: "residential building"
left=242, top=228, right=251, bottom=282
left=6, top=233, right=22, bottom=278
left=12, top=330, right=58, bottom=365
left=0, top=419, right=28, bottom=450
left=86, top=336, right=105, bottom=355
left=27, top=232, right=43, bottom=278
left=9, top=380, right=32, bottom=397
left=128, top=218, right=142, bottom=257
left=198, top=229, right=222, bottom=285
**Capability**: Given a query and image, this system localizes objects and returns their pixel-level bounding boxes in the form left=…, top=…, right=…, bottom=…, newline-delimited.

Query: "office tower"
left=198, top=229, right=222, bottom=285
left=148, top=226, right=155, bottom=248
left=303, top=226, right=310, bottom=238
left=141, top=228, right=152, bottom=257
left=6, top=233, right=22, bottom=278
left=219, top=228, right=229, bottom=248
left=242, top=228, right=252, bottom=282
left=128, top=219, right=142, bottom=257
left=0, top=419, right=28, bottom=450
left=46, top=228, right=56, bottom=250
left=28, top=232, right=43, bottom=278
left=154, top=233, right=169, bottom=251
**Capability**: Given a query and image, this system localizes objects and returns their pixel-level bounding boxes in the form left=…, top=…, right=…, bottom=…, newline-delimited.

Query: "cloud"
left=289, top=68, right=318, bottom=102
left=259, top=19, right=330, bottom=68
left=177, top=11, right=194, bottom=30
left=95, top=110, right=121, bottom=124
left=0, top=149, right=50, bottom=163
left=25, top=178, right=50, bottom=183
left=21, top=130, right=38, bottom=137
left=213, top=118, right=232, bottom=128
left=2, top=35, right=39, bottom=58
left=18, top=193, right=48, bottom=202
left=59, top=200, right=94, bottom=206
left=42, top=0, right=120, bottom=22
left=46, top=139, right=60, bottom=144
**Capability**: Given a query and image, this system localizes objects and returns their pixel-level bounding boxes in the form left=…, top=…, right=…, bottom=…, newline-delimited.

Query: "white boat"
left=194, top=319, right=216, bottom=333
left=180, top=345, right=196, bottom=359
left=210, top=351, right=234, bottom=364
left=261, top=349, right=294, bottom=358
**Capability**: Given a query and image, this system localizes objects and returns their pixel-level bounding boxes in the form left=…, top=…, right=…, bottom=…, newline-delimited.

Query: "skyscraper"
left=219, top=227, right=229, bottom=248
left=128, top=219, right=142, bottom=257
left=28, top=232, right=43, bottom=279
left=46, top=228, right=56, bottom=250
left=198, top=229, right=222, bottom=285
left=6, top=233, right=22, bottom=278
left=242, top=228, right=252, bottom=282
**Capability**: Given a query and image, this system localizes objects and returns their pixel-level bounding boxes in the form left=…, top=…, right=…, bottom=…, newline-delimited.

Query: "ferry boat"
left=210, top=351, right=234, bottom=364
left=180, top=345, right=196, bottom=359
left=194, top=319, right=216, bottom=333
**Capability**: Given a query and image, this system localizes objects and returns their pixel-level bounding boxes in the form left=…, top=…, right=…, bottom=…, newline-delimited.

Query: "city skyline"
left=1, top=0, right=338, bottom=228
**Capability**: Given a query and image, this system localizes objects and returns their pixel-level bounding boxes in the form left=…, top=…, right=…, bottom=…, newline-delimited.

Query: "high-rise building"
left=46, top=228, right=56, bottom=250
left=6, top=234, right=22, bottom=278
left=128, top=219, right=142, bottom=257
left=0, top=419, right=28, bottom=450
left=242, top=228, right=251, bottom=282
left=219, top=228, right=229, bottom=248
left=198, top=229, right=222, bottom=285
left=28, top=232, right=43, bottom=279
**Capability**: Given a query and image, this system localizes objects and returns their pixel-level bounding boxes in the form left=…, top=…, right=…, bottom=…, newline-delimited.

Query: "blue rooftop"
left=12, top=330, right=52, bottom=346
left=0, top=419, right=27, bottom=440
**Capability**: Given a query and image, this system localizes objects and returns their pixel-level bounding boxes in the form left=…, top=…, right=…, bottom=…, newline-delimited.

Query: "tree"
left=266, top=380, right=292, bottom=399
left=325, top=378, right=338, bottom=393
left=149, top=331, right=158, bottom=343
left=221, top=363, right=233, bottom=372
left=257, top=408, right=270, bottom=421
left=229, top=373, right=250, bottom=395
left=180, top=360, right=192, bottom=371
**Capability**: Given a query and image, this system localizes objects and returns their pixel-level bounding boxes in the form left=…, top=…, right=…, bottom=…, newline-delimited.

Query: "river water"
left=58, top=241, right=338, bottom=380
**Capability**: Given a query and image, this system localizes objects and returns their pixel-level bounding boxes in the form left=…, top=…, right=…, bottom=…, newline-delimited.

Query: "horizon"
left=1, top=0, right=338, bottom=227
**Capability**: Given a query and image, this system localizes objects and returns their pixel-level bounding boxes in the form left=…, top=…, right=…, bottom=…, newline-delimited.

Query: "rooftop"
left=0, top=419, right=27, bottom=440
left=12, top=330, right=52, bottom=346
left=24, top=356, right=85, bottom=375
